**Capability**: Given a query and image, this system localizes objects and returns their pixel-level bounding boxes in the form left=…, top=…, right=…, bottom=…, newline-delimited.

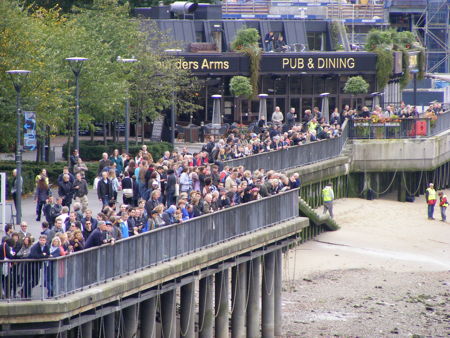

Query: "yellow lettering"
left=223, top=61, right=229, bottom=69
left=282, top=58, right=289, bottom=69
left=317, top=58, right=324, bottom=69
left=347, top=57, right=355, bottom=69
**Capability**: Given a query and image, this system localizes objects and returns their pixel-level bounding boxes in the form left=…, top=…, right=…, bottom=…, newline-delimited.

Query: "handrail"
left=0, top=189, right=299, bottom=300
left=222, top=119, right=349, bottom=171
left=349, top=111, right=450, bottom=139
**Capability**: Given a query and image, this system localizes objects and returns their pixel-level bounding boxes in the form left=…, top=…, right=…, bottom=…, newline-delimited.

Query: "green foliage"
left=231, top=27, right=261, bottom=97
left=231, top=27, right=260, bottom=51
left=394, top=31, right=416, bottom=49
left=418, top=47, right=426, bottom=80
left=229, top=76, right=253, bottom=99
left=0, top=161, right=99, bottom=197
left=0, top=0, right=201, bottom=152
left=62, top=140, right=173, bottom=161
left=373, top=48, right=394, bottom=90
left=366, top=28, right=423, bottom=90
left=343, top=76, right=369, bottom=95
left=399, top=49, right=410, bottom=89
left=365, top=29, right=393, bottom=51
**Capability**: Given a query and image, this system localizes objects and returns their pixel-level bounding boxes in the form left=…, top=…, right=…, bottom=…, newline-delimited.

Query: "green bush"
left=0, top=161, right=99, bottom=198
left=62, top=141, right=173, bottom=162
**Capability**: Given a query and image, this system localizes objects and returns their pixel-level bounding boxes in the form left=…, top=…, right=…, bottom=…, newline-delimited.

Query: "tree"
left=229, top=76, right=252, bottom=123
left=231, top=27, right=261, bottom=97
left=344, top=76, right=369, bottom=109
left=0, top=0, right=202, bottom=152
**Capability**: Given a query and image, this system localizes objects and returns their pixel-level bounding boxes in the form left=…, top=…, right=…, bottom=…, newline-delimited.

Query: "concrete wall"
left=351, top=131, right=450, bottom=171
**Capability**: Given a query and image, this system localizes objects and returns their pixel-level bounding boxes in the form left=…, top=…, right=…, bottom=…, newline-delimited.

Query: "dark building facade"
left=143, top=18, right=378, bottom=124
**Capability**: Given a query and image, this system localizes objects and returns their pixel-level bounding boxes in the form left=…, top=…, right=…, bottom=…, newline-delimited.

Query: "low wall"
left=351, top=130, right=450, bottom=172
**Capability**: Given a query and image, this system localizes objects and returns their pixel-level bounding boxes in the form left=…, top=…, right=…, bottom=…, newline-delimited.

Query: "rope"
left=262, top=253, right=275, bottom=296
left=402, top=170, right=424, bottom=196
left=213, top=264, right=225, bottom=318
left=367, top=170, right=398, bottom=195
left=243, top=257, right=253, bottom=313
left=98, top=309, right=105, bottom=338
left=179, top=277, right=195, bottom=337
left=161, top=287, right=176, bottom=338
left=134, top=299, right=140, bottom=338
left=197, top=275, right=209, bottom=333
left=229, top=261, right=239, bottom=315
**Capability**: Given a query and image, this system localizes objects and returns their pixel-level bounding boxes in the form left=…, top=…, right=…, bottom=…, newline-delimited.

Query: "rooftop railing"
left=0, top=188, right=299, bottom=301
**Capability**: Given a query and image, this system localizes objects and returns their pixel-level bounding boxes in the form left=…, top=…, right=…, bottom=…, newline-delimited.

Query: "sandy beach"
left=282, top=194, right=450, bottom=337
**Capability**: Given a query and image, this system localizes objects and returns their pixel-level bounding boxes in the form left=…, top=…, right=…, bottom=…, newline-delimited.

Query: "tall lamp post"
left=65, top=57, right=88, bottom=152
left=6, top=69, right=31, bottom=224
left=117, top=57, right=137, bottom=154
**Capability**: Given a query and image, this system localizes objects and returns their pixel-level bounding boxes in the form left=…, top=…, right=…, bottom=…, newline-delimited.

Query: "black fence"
left=349, top=111, right=450, bottom=139
left=0, top=189, right=299, bottom=301
left=222, top=120, right=349, bottom=171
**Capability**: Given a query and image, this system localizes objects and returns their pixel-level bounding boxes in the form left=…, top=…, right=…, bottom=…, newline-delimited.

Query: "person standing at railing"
left=272, top=106, right=284, bottom=126
left=263, top=31, right=274, bottom=52
left=425, top=183, right=437, bottom=220
left=322, top=182, right=335, bottom=219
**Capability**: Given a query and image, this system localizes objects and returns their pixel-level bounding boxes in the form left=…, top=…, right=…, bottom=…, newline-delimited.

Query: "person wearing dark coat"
left=28, top=235, right=51, bottom=295
left=43, top=197, right=62, bottom=228
left=85, top=221, right=109, bottom=249
left=165, top=169, right=177, bottom=207
left=121, top=171, right=134, bottom=205
left=57, top=167, right=75, bottom=186
left=35, top=177, right=50, bottom=221
left=97, top=171, right=113, bottom=207
left=69, top=150, right=79, bottom=172
left=58, top=174, right=74, bottom=208
left=81, top=210, right=98, bottom=231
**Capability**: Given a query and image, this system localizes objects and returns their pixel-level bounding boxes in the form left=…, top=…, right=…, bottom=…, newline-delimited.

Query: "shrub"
left=62, top=141, right=173, bottom=162
left=0, top=161, right=99, bottom=198
left=343, top=76, right=369, bottom=95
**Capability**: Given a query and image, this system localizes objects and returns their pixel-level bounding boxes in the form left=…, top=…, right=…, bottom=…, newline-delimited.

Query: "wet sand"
left=282, top=195, right=450, bottom=337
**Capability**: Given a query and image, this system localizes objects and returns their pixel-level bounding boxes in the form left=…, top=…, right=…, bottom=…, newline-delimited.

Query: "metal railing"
left=223, top=120, right=349, bottom=171
left=349, top=111, right=450, bottom=139
left=0, top=188, right=299, bottom=301
left=430, top=111, right=450, bottom=136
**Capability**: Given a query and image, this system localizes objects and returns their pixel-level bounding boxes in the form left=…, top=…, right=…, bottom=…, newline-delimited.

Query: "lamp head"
left=65, top=57, right=88, bottom=75
left=117, top=56, right=138, bottom=63
left=6, top=70, right=31, bottom=92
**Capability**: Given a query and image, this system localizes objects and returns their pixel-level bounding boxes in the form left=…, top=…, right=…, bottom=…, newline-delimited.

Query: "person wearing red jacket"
left=438, top=191, right=448, bottom=222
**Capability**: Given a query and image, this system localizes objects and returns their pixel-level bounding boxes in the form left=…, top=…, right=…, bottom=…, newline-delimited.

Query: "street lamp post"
left=171, top=90, right=176, bottom=146
left=65, top=57, right=88, bottom=152
left=117, top=57, right=137, bottom=154
left=6, top=70, right=31, bottom=224
left=411, top=69, right=419, bottom=108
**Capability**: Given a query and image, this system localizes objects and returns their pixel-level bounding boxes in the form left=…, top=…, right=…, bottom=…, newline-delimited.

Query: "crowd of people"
left=2, top=100, right=445, bottom=298
left=1, top=134, right=303, bottom=297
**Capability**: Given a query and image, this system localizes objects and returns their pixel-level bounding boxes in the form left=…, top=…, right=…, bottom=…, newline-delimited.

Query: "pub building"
left=138, top=7, right=383, bottom=127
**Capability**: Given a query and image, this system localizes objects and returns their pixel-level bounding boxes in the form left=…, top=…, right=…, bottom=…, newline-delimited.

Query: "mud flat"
left=282, top=196, right=450, bottom=337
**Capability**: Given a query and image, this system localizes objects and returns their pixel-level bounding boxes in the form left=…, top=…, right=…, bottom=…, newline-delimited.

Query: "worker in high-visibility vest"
left=322, top=182, right=335, bottom=219
left=425, top=183, right=437, bottom=220
left=438, top=191, right=448, bottom=222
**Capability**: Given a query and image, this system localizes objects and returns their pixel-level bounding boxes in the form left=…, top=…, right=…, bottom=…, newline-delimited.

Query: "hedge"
left=0, top=161, right=98, bottom=198
left=62, top=141, right=173, bottom=162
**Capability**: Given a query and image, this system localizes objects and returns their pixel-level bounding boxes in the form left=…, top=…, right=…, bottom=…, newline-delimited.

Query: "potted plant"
left=230, top=76, right=253, bottom=124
